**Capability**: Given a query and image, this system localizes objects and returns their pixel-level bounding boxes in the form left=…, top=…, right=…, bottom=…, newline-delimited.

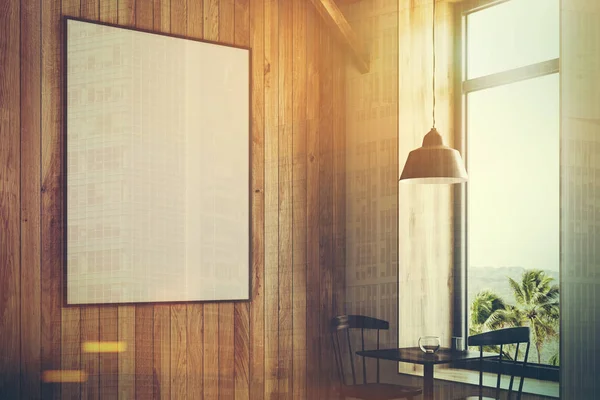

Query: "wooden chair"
left=458, top=326, right=531, bottom=400
left=331, top=315, right=422, bottom=400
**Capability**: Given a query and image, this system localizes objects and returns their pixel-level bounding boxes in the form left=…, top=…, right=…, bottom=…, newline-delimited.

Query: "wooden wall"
left=0, top=0, right=347, bottom=398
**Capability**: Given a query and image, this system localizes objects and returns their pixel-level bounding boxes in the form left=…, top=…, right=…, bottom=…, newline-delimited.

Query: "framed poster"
left=66, top=18, right=250, bottom=304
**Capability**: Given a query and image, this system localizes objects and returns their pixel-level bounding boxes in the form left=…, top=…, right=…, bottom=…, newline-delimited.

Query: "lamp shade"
left=399, top=128, right=467, bottom=184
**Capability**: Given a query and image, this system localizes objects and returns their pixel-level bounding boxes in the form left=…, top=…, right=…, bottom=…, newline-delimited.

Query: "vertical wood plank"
left=135, top=306, right=154, bottom=399
left=100, top=0, right=118, bottom=23
left=249, top=0, right=266, bottom=397
left=170, top=306, right=186, bottom=400
left=0, top=0, right=21, bottom=398
left=203, top=304, right=219, bottom=399
left=99, top=307, right=118, bottom=399
left=118, top=0, right=135, bottom=25
left=61, top=309, right=81, bottom=400
left=219, top=0, right=234, bottom=43
left=186, top=306, right=203, bottom=400
left=117, top=306, right=135, bottom=400
left=203, top=0, right=219, bottom=41
left=219, top=306, right=235, bottom=399
left=264, top=0, right=280, bottom=397
left=135, top=0, right=153, bottom=30
left=305, top=5, right=321, bottom=398
left=291, top=0, right=308, bottom=397
left=318, top=20, right=334, bottom=399
left=202, top=1, right=220, bottom=398
left=81, top=0, right=99, bottom=20
left=186, top=2, right=204, bottom=398
left=81, top=307, right=100, bottom=400
left=234, top=1, right=250, bottom=399
left=20, top=0, right=42, bottom=397
left=332, top=36, right=346, bottom=318
left=154, top=0, right=170, bottom=33
left=277, top=0, right=293, bottom=397
left=40, top=0, right=65, bottom=398
left=116, top=1, right=135, bottom=398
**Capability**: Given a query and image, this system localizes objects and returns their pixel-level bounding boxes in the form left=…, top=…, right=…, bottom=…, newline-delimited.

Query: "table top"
left=356, top=347, right=499, bottom=365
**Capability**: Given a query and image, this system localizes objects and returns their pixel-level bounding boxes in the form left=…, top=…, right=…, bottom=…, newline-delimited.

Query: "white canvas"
left=66, top=19, right=250, bottom=304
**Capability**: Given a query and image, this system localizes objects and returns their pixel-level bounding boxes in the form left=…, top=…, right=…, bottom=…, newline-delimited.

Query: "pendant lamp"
left=399, top=0, right=467, bottom=184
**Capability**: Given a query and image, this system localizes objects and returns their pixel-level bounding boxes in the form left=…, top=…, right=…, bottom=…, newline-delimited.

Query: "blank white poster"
left=66, top=19, right=250, bottom=304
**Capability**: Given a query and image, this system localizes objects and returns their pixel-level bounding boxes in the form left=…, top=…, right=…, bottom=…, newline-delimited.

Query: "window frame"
left=452, top=0, right=560, bottom=383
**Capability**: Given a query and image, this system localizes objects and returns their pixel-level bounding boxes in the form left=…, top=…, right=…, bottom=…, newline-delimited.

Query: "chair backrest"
left=468, top=327, right=531, bottom=400
left=331, top=315, right=389, bottom=387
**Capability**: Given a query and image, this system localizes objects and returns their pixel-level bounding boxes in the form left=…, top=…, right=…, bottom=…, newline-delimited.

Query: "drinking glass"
left=418, top=336, right=441, bottom=354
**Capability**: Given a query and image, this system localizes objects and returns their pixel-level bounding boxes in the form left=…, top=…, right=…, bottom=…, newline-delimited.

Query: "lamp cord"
left=432, top=0, right=436, bottom=129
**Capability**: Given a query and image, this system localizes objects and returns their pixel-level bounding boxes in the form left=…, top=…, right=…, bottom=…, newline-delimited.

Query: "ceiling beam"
left=309, top=0, right=369, bottom=73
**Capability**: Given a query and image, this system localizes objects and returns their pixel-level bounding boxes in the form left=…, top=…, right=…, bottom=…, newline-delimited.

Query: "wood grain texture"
left=4, top=1, right=350, bottom=399
left=305, top=5, right=321, bottom=398
left=332, top=42, right=346, bottom=319
left=249, top=0, right=266, bottom=398
left=318, top=19, right=334, bottom=399
left=20, top=0, right=42, bottom=397
left=278, top=0, right=294, bottom=398
left=264, top=0, right=280, bottom=397
left=100, top=0, right=117, bottom=22
left=99, top=307, right=119, bottom=399
left=186, top=305, right=203, bottom=400
left=0, top=0, right=21, bottom=398
left=118, top=0, right=135, bottom=25
left=292, top=0, right=308, bottom=397
left=153, top=307, right=170, bottom=400
left=203, top=304, right=219, bottom=399
left=118, top=306, right=135, bottom=400
left=135, top=306, right=154, bottom=399
left=170, top=305, right=187, bottom=400
left=61, top=308, right=81, bottom=400
left=81, top=307, right=100, bottom=400
left=40, top=0, right=63, bottom=397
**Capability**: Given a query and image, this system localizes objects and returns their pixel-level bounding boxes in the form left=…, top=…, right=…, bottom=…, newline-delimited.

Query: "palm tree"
left=469, top=290, right=515, bottom=358
left=470, top=290, right=508, bottom=327
left=486, top=270, right=559, bottom=364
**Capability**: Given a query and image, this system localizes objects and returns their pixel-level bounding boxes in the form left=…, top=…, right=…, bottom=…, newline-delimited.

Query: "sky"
left=465, top=0, right=560, bottom=272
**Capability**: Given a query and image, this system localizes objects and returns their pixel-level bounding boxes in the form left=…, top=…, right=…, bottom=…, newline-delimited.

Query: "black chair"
left=457, top=326, right=531, bottom=400
left=331, top=315, right=422, bottom=400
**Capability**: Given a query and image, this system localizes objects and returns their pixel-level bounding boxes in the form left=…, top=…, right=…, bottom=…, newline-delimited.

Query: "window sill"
left=398, top=366, right=559, bottom=398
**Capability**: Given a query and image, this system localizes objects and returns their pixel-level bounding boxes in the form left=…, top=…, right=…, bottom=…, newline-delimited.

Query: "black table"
left=356, top=347, right=498, bottom=400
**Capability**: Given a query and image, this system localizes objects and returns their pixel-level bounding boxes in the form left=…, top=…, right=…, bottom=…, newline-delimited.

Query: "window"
left=460, top=0, right=560, bottom=382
